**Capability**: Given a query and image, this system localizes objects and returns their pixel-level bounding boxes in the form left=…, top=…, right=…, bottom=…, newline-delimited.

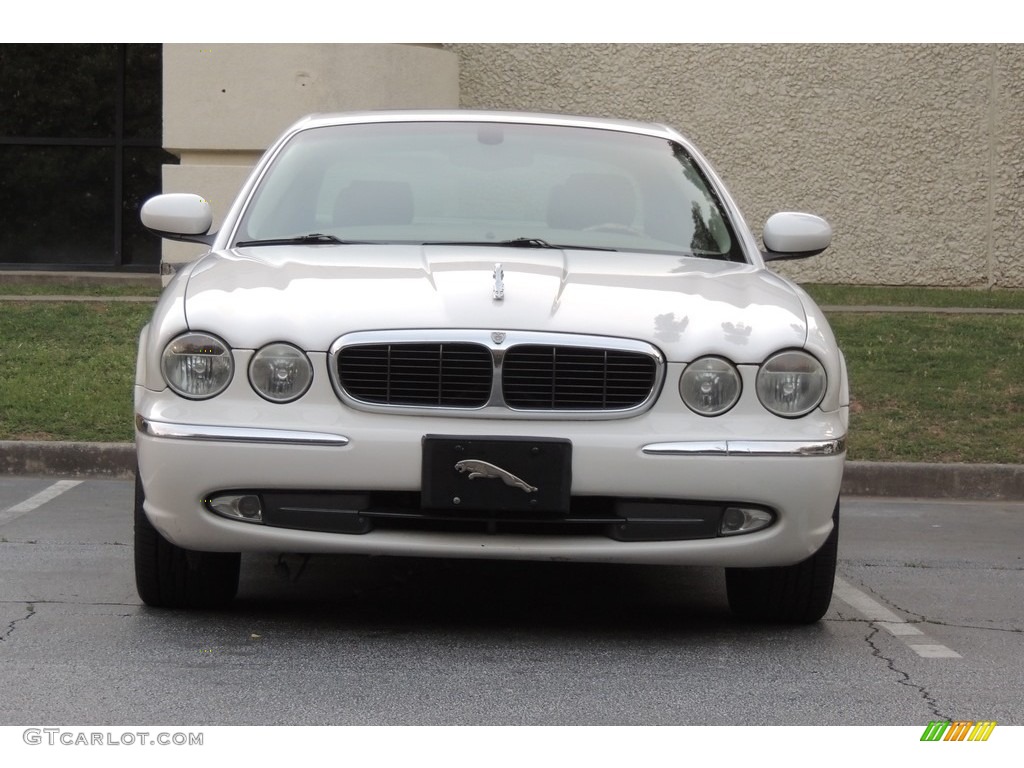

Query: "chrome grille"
left=336, top=343, right=493, bottom=407
left=330, top=331, right=664, bottom=418
left=502, top=345, right=658, bottom=410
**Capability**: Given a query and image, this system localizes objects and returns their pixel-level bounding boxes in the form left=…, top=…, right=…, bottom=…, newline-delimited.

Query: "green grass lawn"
left=1, top=286, right=1023, bottom=463
left=0, top=302, right=152, bottom=442
left=805, top=283, right=1024, bottom=310
left=0, top=282, right=162, bottom=297
left=830, top=313, right=1024, bottom=463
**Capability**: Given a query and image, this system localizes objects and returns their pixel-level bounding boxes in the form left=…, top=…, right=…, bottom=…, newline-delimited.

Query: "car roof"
left=289, top=109, right=682, bottom=142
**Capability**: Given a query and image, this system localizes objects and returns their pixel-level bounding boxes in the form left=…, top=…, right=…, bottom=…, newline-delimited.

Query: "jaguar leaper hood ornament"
left=492, top=263, right=504, bottom=301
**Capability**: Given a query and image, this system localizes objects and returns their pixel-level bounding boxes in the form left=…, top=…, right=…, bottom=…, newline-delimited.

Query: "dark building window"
left=0, top=44, right=176, bottom=271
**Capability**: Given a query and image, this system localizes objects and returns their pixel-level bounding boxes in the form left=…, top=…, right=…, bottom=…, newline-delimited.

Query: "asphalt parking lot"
left=1, top=475, right=1021, bottom=726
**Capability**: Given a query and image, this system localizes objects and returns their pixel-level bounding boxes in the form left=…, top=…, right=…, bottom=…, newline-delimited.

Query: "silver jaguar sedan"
left=135, top=110, right=847, bottom=622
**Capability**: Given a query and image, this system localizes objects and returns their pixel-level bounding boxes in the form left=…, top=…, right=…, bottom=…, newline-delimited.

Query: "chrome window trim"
left=328, top=329, right=665, bottom=420
left=642, top=437, right=846, bottom=457
left=136, top=415, right=350, bottom=447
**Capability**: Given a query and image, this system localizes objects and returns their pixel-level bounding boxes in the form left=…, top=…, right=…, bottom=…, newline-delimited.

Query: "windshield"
left=234, top=121, right=743, bottom=260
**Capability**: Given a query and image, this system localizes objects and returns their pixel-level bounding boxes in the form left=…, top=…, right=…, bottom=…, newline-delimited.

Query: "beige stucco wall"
left=160, top=43, right=459, bottom=268
left=158, top=43, right=1023, bottom=287
left=448, top=44, right=1024, bottom=288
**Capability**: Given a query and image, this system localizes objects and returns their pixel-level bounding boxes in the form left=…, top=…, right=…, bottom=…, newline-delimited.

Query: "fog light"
left=720, top=506, right=774, bottom=536
left=207, top=493, right=264, bottom=523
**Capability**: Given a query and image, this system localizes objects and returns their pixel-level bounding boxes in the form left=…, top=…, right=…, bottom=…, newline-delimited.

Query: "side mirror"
left=140, top=193, right=215, bottom=245
left=762, top=212, right=832, bottom=261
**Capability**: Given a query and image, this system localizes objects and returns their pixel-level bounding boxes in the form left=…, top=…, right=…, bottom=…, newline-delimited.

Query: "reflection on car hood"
left=182, top=245, right=808, bottom=362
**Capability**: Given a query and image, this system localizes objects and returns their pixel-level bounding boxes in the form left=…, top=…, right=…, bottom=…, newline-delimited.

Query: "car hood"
left=182, top=245, right=808, bottom=362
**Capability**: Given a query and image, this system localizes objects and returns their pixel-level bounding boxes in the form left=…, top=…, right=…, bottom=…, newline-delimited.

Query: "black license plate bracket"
left=421, top=435, right=572, bottom=513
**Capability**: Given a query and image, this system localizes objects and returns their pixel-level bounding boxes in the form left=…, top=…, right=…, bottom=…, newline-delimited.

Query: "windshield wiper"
left=500, top=237, right=557, bottom=248
left=235, top=233, right=360, bottom=247
left=423, top=238, right=617, bottom=252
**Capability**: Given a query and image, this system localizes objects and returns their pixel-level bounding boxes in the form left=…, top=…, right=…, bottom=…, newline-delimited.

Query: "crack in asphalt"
left=849, top=581, right=928, bottom=622
left=836, top=613, right=1021, bottom=634
left=866, top=592, right=1024, bottom=635
left=0, top=599, right=139, bottom=607
left=0, top=539, right=128, bottom=546
left=848, top=561, right=1024, bottom=572
left=0, top=602, right=36, bottom=642
left=909, top=619, right=1021, bottom=634
left=862, top=624, right=948, bottom=720
left=830, top=607, right=957, bottom=718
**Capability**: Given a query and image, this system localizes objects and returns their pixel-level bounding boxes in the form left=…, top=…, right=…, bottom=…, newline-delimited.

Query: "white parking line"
left=0, top=480, right=83, bottom=526
left=833, top=578, right=904, bottom=622
left=834, top=577, right=962, bottom=659
left=877, top=621, right=924, bottom=636
left=909, top=644, right=963, bottom=659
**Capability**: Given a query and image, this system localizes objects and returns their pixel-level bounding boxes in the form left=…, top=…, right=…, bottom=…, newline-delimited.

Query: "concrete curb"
left=2, top=441, right=1024, bottom=501
left=840, top=461, right=1024, bottom=501
left=0, top=441, right=136, bottom=479
left=0, top=270, right=161, bottom=287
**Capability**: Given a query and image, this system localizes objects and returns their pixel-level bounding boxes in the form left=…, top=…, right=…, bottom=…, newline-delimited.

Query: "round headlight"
left=679, top=357, right=742, bottom=416
left=756, top=350, right=827, bottom=417
left=161, top=332, right=233, bottom=399
left=248, top=343, right=313, bottom=403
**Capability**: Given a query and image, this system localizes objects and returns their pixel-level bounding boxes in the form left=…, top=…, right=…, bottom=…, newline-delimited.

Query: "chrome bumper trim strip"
left=642, top=437, right=846, bottom=457
left=136, top=415, right=350, bottom=447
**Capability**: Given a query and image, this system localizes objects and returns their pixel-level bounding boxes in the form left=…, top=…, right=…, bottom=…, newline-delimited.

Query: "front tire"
left=134, top=471, right=240, bottom=608
left=725, top=499, right=839, bottom=624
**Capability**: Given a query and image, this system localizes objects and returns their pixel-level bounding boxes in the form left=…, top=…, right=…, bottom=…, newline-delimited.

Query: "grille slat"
left=338, top=343, right=493, bottom=407
left=502, top=345, right=656, bottom=409
left=335, top=338, right=658, bottom=412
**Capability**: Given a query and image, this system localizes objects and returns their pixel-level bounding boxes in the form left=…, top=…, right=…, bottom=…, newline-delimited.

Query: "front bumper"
left=135, top=399, right=846, bottom=568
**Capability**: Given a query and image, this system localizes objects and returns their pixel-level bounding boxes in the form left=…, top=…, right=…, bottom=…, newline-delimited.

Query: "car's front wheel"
left=134, top=471, right=240, bottom=609
left=725, top=499, right=839, bottom=624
